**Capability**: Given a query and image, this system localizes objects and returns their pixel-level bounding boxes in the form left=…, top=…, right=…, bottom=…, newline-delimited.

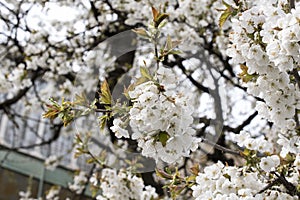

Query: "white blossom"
left=44, top=155, right=60, bottom=171
left=259, top=155, right=280, bottom=173
left=96, top=168, right=158, bottom=200
left=68, top=171, right=88, bottom=194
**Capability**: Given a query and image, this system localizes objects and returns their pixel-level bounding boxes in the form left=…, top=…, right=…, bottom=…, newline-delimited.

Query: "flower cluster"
left=8, top=1, right=300, bottom=199
left=277, top=133, right=300, bottom=157
left=95, top=168, right=158, bottom=200
left=111, top=67, right=200, bottom=163
left=68, top=171, right=88, bottom=194
left=44, top=155, right=60, bottom=171
left=45, top=186, right=60, bottom=200
left=229, top=131, right=274, bottom=153
left=227, top=1, right=300, bottom=132
left=191, top=161, right=297, bottom=199
left=19, top=190, right=34, bottom=200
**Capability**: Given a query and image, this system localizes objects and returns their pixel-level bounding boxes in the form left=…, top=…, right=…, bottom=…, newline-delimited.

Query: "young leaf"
left=166, top=35, right=172, bottom=51
left=140, top=66, right=152, bottom=80
left=155, top=13, right=169, bottom=28
left=43, top=105, right=59, bottom=120
left=156, top=168, right=173, bottom=179
left=218, top=0, right=239, bottom=28
left=123, top=76, right=151, bottom=99
left=100, top=80, right=112, bottom=105
left=99, top=115, right=109, bottom=130
left=151, top=6, right=159, bottom=21
left=169, top=50, right=183, bottom=55
left=190, top=164, right=200, bottom=175
left=132, top=28, right=150, bottom=39
left=238, top=64, right=258, bottom=83
left=135, top=77, right=150, bottom=86
left=172, top=40, right=182, bottom=48
left=151, top=6, right=169, bottom=28
left=86, top=157, right=95, bottom=164
left=74, top=93, right=88, bottom=105
left=219, top=9, right=232, bottom=28
left=158, top=20, right=168, bottom=29
left=123, top=84, right=134, bottom=99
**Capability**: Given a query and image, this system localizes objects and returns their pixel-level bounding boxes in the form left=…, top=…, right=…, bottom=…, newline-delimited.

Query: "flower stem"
left=154, top=32, right=160, bottom=70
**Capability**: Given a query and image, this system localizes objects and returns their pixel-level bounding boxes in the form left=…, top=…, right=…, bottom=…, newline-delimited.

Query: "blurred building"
left=0, top=109, right=93, bottom=199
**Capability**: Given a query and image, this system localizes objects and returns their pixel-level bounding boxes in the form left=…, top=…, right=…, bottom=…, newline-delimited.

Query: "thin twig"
left=292, top=68, right=300, bottom=90
left=154, top=32, right=160, bottom=70
left=201, top=138, right=243, bottom=157
left=256, top=178, right=280, bottom=195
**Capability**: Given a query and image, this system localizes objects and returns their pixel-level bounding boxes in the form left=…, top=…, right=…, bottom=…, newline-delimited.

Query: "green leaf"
left=74, top=148, right=83, bottom=158
left=86, top=157, right=95, bottom=164
left=219, top=9, right=232, bottom=28
left=99, top=80, right=112, bottom=105
left=156, top=168, right=173, bottom=179
left=238, top=64, right=258, bottom=83
left=123, top=84, right=134, bottom=99
left=74, top=93, right=88, bottom=105
left=99, top=115, right=109, bottom=130
left=219, top=0, right=240, bottom=28
left=123, top=68, right=152, bottom=99
left=123, top=77, right=150, bottom=99
left=168, top=50, right=182, bottom=55
left=158, top=131, right=170, bottom=147
left=186, top=175, right=196, bottom=182
left=151, top=6, right=169, bottom=28
left=140, top=67, right=152, bottom=80
left=132, top=28, right=150, bottom=39
left=91, top=188, right=98, bottom=198
left=135, top=76, right=150, bottom=86
left=155, top=13, right=169, bottom=28
left=166, top=35, right=172, bottom=51
left=158, top=20, right=168, bottom=29
left=163, top=36, right=181, bottom=58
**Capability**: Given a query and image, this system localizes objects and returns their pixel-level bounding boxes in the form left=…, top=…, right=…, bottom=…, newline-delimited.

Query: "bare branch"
left=0, top=68, right=47, bottom=110
left=201, top=138, right=243, bottom=157
left=198, top=111, right=258, bottom=134
left=223, top=111, right=258, bottom=133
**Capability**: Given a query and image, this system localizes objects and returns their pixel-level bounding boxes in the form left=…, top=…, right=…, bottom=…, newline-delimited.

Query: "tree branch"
left=198, top=110, right=258, bottom=134
left=172, top=55, right=210, bottom=93
left=223, top=111, right=258, bottom=133
left=274, top=172, right=299, bottom=198
left=0, top=68, right=47, bottom=110
left=9, top=123, right=63, bottom=150
left=256, top=171, right=300, bottom=197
